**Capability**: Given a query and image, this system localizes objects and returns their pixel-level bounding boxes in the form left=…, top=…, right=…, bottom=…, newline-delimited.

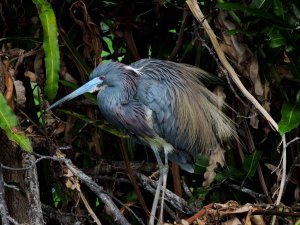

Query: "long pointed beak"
left=47, top=77, right=103, bottom=111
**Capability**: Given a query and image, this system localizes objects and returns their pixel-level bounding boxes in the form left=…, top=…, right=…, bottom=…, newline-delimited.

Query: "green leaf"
left=285, top=45, right=295, bottom=52
left=216, top=2, right=295, bottom=30
left=273, top=0, right=283, bottom=17
left=243, top=150, right=263, bottom=178
left=296, top=90, right=300, bottom=103
left=216, top=166, right=245, bottom=181
left=195, top=155, right=245, bottom=182
left=123, top=191, right=138, bottom=202
left=0, top=93, right=32, bottom=152
left=278, top=102, right=300, bottom=135
left=194, top=154, right=209, bottom=174
left=56, top=109, right=96, bottom=123
left=33, top=0, right=60, bottom=101
left=7, top=131, right=32, bottom=153
left=52, top=184, right=65, bottom=208
left=249, top=0, right=272, bottom=10
left=268, top=30, right=286, bottom=48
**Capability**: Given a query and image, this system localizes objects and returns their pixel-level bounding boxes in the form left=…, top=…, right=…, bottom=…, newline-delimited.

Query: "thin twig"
left=168, top=8, right=189, bottom=61
left=286, top=137, right=300, bottom=148
left=181, top=179, right=193, bottom=198
left=78, top=189, right=102, bottom=225
left=225, top=182, right=267, bottom=203
left=1, top=155, right=54, bottom=171
left=197, top=36, right=248, bottom=108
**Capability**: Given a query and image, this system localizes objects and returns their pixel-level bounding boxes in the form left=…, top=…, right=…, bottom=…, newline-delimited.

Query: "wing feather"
left=131, top=59, right=235, bottom=156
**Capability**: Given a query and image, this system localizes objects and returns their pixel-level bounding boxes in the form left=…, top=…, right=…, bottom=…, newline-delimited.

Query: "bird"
left=47, top=59, right=235, bottom=225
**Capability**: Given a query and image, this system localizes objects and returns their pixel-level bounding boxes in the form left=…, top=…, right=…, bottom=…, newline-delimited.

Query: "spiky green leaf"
left=0, top=93, right=32, bottom=152
left=33, top=0, right=59, bottom=101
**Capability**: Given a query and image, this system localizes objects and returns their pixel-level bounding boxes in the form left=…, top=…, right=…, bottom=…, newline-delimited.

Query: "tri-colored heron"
left=47, top=59, right=235, bottom=225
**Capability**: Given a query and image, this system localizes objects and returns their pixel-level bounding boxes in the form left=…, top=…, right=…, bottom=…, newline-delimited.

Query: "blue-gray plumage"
left=47, top=59, right=235, bottom=225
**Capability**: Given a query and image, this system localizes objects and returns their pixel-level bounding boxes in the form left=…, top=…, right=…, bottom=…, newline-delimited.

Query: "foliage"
left=0, top=93, right=32, bottom=152
left=278, top=102, right=300, bottom=134
left=0, top=0, right=299, bottom=224
left=33, top=0, right=60, bottom=101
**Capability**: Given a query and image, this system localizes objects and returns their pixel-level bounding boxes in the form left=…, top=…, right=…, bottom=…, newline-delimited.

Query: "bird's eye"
left=99, top=75, right=105, bottom=80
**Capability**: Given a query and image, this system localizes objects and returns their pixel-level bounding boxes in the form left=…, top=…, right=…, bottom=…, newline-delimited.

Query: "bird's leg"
left=158, top=150, right=169, bottom=223
left=149, top=148, right=163, bottom=225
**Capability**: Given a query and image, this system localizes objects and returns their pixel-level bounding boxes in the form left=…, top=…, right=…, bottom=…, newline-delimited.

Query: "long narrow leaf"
left=33, top=0, right=59, bottom=101
left=0, top=93, right=32, bottom=152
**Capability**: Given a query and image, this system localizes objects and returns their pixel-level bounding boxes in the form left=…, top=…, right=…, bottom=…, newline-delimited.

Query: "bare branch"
left=42, top=204, right=88, bottom=224
left=136, top=173, right=198, bottom=214
left=23, top=153, right=44, bottom=225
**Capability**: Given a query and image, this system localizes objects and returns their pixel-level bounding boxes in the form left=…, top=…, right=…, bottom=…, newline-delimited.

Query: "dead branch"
left=224, top=182, right=267, bottom=203
left=59, top=154, right=131, bottom=225
left=136, top=173, right=198, bottom=214
left=42, top=204, right=88, bottom=224
left=23, top=153, right=44, bottom=225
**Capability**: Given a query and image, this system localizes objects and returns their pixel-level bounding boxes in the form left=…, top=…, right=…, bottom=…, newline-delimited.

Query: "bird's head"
left=90, top=62, right=127, bottom=87
left=47, top=62, right=125, bottom=111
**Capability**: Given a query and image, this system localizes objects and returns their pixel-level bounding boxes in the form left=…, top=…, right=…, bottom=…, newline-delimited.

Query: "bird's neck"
left=119, top=69, right=139, bottom=104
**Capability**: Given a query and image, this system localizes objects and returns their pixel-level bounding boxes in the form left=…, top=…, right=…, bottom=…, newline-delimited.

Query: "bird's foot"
left=149, top=169, right=160, bottom=180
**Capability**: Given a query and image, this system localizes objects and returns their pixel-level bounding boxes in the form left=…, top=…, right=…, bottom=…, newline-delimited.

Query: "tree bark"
left=0, top=131, right=31, bottom=224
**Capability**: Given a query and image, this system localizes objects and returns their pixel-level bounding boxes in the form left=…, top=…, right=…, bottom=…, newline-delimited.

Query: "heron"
left=47, top=59, right=235, bottom=225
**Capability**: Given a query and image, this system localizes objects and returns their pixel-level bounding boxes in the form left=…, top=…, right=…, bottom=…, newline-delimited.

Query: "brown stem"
left=124, top=30, right=140, bottom=60
left=168, top=9, right=189, bottom=61
left=171, top=163, right=182, bottom=197
left=119, top=139, right=149, bottom=220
